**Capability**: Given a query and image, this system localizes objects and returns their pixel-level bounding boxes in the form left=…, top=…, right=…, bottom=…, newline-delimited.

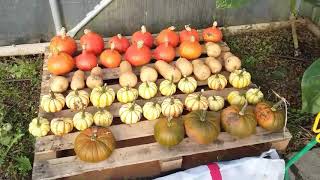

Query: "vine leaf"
left=216, top=0, right=253, bottom=9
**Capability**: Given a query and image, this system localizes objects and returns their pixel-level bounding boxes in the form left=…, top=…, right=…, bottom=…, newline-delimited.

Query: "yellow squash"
left=66, top=90, right=90, bottom=111
left=73, top=111, right=94, bottom=130
left=40, top=91, right=65, bottom=113
left=229, top=69, right=251, bottom=88
left=138, top=81, right=158, bottom=99
left=119, top=103, right=143, bottom=124
left=185, top=90, right=209, bottom=111
left=159, top=79, right=176, bottom=96
left=207, top=74, right=227, bottom=90
left=50, top=117, right=73, bottom=136
left=93, top=110, right=113, bottom=127
left=90, top=84, right=115, bottom=108
left=227, top=91, right=246, bottom=106
left=143, top=102, right=162, bottom=120
left=28, top=117, right=50, bottom=137
left=246, top=88, right=264, bottom=104
left=208, top=95, right=225, bottom=111
left=161, top=98, right=184, bottom=117
left=117, top=87, right=138, bottom=103
left=178, top=76, right=197, bottom=94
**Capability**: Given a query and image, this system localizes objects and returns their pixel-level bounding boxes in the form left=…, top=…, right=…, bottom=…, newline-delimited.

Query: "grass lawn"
left=0, top=25, right=319, bottom=179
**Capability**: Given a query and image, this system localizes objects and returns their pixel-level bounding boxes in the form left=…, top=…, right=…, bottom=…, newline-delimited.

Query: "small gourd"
left=66, top=90, right=90, bottom=111
left=184, top=90, right=209, bottom=111
left=143, top=102, right=162, bottom=120
left=208, top=95, right=225, bottom=111
left=178, top=76, right=197, bottom=94
left=28, top=117, right=50, bottom=137
left=50, top=117, right=73, bottom=136
left=227, top=91, right=246, bottom=106
left=161, top=98, right=184, bottom=117
left=40, top=91, right=65, bottom=113
left=245, top=88, right=264, bottom=104
left=138, top=81, right=158, bottom=99
left=207, top=74, right=227, bottom=90
left=90, top=84, right=115, bottom=108
left=93, top=110, right=113, bottom=127
left=229, top=69, right=251, bottom=88
left=159, top=79, right=176, bottom=96
left=119, top=102, right=143, bottom=124
left=117, top=87, right=138, bottom=103
left=73, top=111, right=94, bottom=130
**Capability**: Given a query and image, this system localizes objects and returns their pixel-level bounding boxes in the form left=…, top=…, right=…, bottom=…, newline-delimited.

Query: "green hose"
left=284, top=138, right=318, bottom=180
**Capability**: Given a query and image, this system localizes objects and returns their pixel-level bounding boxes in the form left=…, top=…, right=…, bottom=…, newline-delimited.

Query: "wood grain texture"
left=32, top=129, right=292, bottom=180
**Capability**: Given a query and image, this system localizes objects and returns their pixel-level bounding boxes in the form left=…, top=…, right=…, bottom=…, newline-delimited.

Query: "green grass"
left=0, top=55, right=42, bottom=179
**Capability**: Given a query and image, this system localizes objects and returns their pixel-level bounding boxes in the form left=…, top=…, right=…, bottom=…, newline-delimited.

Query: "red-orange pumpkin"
left=100, top=43, right=122, bottom=68
left=156, top=26, right=180, bottom=47
left=132, top=25, right=154, bottom=48
left=75, top=45, right=98, bottom=71
left=179, top=25, right=199, bottom=42
left=202, top=21, right=223, bottom=43
left=49, top=27, right=77, bottom=55
left=108, top=34, right=130, bottom=53
left=80, top=29, right=104, bottom=55
left=48, top=51, right=75, bottom=75
left=124, top=41, right=152, bottom=66
left=153, top=42, right=175, bottom=62
left=178, top=36, right=202, bottom=60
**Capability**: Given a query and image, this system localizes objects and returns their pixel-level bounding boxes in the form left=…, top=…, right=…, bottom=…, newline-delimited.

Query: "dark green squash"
left=154, top=117, right=185, bottom=147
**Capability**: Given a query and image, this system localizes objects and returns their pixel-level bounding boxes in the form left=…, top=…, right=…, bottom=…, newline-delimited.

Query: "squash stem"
left=167, top=116, right=173, bottom=127
left=36, top=117, right=41, bottom=127
left=91, top=127, right=98, bottom=141
left=239, top=100, right=248, bottom=116
left=129, top=102, right=136, bottom=111
left=200, top=110, right=207, bottom=122
left=49, top=91, right=56, bottom=99
left=81, top=111, right=86, bottom=118
left=74, top=89, right=79, bottom=96
left=271, top=99, right=284, bottom=111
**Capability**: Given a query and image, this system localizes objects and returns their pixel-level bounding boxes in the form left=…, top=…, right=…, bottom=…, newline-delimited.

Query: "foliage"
left=14, top=156, right=32, bottom=176
left=301, top=59, right=320, bottom=114
left=216, top=0, right=252, bottom=9
left=304, top=0, right=320, bottom=7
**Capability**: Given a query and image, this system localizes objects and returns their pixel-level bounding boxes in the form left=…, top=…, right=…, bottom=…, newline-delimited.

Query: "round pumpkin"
left=159, top=79, right=176, bottom=96
left=90, top=84, right=115, bottom=108
left=74, top=127, right=115, bottom=162
left=183, top=110, right=220, bottom=144
left=221, top=102, right=257, bottom=138
left=246, top=88, right=264, bottom=104
left=28, top=117, right=50, bottom=137
left=161, top=98, right=184, bottom=117
left=119, top=103, right=143, bottom=124
left=184, top=90, right=209, bottom=111
left=207, top=74, right=227, bottom=90
left=178, top=76, right=197, bottom=94
left=48, top=51, right=75, bottom=75
left=143, top=102, right=162, bottom=120
left=208, top=95, right=225, bottom=111
left=50, top=117, right=73, bottom=136
left=40, top=91, right=65, bottom=113
left=138, top=81, right=158, bottom=99
left=93, top=110, right=113, bottom=127
left=255, top=101, right=285, bottom=132
left=73, top=111, right=94, bottom=130
left=49, top=27, right=77, bottom=55
left=227, top=91, right=246, bottom=106
left=229, top=69, right=251, bottom=88
left=117, top=87, right=138, bottom=103
left=66, top=90, right=90, bottom=111
left=154, top=117, right=185, bottom=147
left=178, top=36, right=202, bottom=60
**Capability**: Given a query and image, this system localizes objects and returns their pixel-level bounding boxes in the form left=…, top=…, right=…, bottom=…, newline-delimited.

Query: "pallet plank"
left=32, top=129, right=292, bottom=180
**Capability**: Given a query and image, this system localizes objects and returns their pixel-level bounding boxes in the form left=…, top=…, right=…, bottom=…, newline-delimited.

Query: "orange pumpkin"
left=48, top=51, right=75, bottom=75
left=74, top=127, right=116, bottom=163
left=49, top=27, right=77, bottom=55
left=255, top=100, right=285, bottom=132
left=178, top=36, right=202, bottom=60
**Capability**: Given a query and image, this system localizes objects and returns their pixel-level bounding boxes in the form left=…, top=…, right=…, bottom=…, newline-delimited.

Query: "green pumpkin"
left=154, top=117, right=185, bottom=147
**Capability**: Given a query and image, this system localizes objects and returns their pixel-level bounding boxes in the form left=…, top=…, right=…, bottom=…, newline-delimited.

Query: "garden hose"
left=284, top=112, right=320, bottom=180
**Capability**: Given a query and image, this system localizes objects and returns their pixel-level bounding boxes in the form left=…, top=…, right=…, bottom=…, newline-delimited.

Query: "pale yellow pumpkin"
left=40, top=91, right=65, bottom=113
left=138, top=81, right=158, bottom=99
left=117, top=87, right=138, bottom=103
left=207, top=74, right=228, bottom=90
left=245, top=88, right=264, bottom=104
left=66, top=90, right=90, bottom=111
left=227, top=91, right=246, bottom=106
left=28, top=117, right=50, bottom=137
left=159, top=79, right=176, bottom=96
left=178, top=76, right=197, bottom=94
left=185, top=90, right=209, bottom=111
left=161, top=98, right=184, bottom=117
left=208, top=95, right=225, bottom=111
left=119, top=103, right=143, bottom=124
left=50, top=117, right=73, bottom=136
left=143, top=102, right=162, bottom=120
left=229, top=69, right=251, bottom=88
left=93, top=110, right=113, bottom=127
left=90, top=84, right=115, bottom=108
left=73, top=111, right=94, bottom=130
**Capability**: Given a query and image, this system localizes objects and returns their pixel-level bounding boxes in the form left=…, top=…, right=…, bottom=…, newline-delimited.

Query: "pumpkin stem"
left=271, top=99, right=284, bottom=111
left=110, top=42, right=115, bottom=50
left=168, top=26, right=175, bottom=31
left=212, top=95, right=217, bottom=101
left=197, top=89, right=204, bottom=100
left=239, top=100, right=248, bottom=116
left=84, top=29, right=91, bottom=34
left=60, top=27, right=66, bottom=38
left=200, top=109, right=207, bottom=122
left=212, top=21, right=218, bottom=27
left=170, top=97, right=175, bottom=105
left=129, top=102, right=136, bottom=111
left=81, top=110, right=86, bottom=118
left=167, top=116, right=173, bottom=127
left=81, top=44, right=87, bottom=51
left=185, top=24, right=191, bottom=32
left=239, top=68, right=246, bottom=76
left=190, top=36, right=195, bottom=42
left=91, top=127, right=98, bottom=141
left=137, top=41, right=144, bottom=49
left=141, top=25, right=147, bottom=33
left=49, top=91, right=56, bottom=99
left=74, top=89, right=79, bottom=96
left=102, top=83, right=108, bottom=92
left=117, top=34, right=122, bottom=39
left=36, top=117, right=41, bottom=127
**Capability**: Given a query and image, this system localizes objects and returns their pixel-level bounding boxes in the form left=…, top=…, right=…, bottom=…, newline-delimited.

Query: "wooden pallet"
left=32, top=32, right=292, bottom=180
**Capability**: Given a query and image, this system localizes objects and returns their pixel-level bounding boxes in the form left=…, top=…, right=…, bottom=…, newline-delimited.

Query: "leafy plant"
left=14, top=156, right=32, bottom=176
left=216, top=0, right=252, bottom=9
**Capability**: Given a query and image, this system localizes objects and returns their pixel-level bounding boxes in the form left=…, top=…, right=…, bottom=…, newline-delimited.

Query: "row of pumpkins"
left=48, top=22, right=224, bottom=76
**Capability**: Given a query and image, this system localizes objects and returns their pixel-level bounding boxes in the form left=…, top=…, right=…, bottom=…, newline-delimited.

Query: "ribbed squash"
left=255, top=100, right=285, bottom=132
left=117, top=87, right=138, bottom=103
left=40, top=91, right=65, bottom=113
left=221, top=102, right=257, bottom=138
left=50, top=117, right=73, bottom=136
left=183, top=110, right=220, bottom=144
left=229, top=69, right=251, bottom=88
left=93, top=110, right=113, bottom=127
left=184, top=90, right=209, bottom=111
left=161, top=98, right=184, bottom=117
left=208, top=95, right=225, bottom=111
left=178, top=76, right=197, bottom=94
left=74, top=127, right=115, bottom=162
left=138, top=81, right=158, bottom=99
left=66, top=90, right=90, bottom=111
left=207, top=74, right=227, bottom=90
left=245, top=88, right=264, bottom=104
left=119, top=102, right=143, bottom=124
left=73, top=111, right=94, bottom=130
left=159, top=79, right=176, bottom=96
left=28, top=117, right=50, bottom=137
left=154, top=117, right=185, bottom=147
left=143, top=102, right=161, bottom=120
left=227, top=91, right=246, bottom=106
left=90, top=84, right=115, bottom=107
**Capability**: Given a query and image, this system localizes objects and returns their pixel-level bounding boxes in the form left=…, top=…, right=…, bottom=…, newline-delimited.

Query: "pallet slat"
left=32, top=129, right=292, bottom=180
